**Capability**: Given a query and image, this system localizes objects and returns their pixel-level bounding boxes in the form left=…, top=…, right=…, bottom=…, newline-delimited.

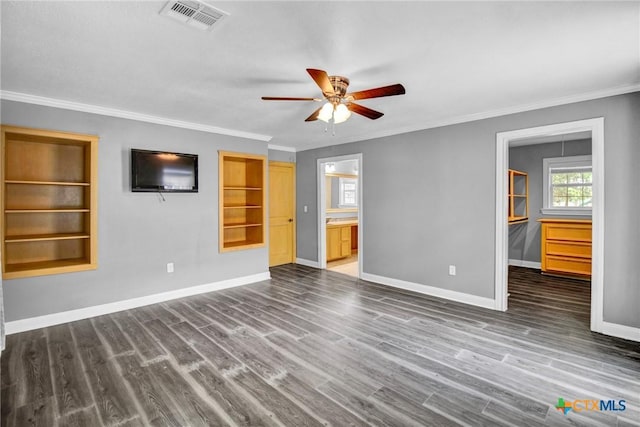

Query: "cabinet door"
left=340, top=226, right=351, bottom=257
left=327, top=227, right=341, bottom=261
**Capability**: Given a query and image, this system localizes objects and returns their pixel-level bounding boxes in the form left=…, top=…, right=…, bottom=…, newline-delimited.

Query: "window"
left=339, top=178, right=357, bottom=207
left=542, top=155, right=592, bottom=215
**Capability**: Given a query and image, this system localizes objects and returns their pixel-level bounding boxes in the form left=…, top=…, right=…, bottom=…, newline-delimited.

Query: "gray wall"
left=296, top=92, right=640, bottom=328
left=268, top=149, right=295, bottom=163
left=2, top=100, right=269, bottom=321
left=508, top=139, right=592, bottom=263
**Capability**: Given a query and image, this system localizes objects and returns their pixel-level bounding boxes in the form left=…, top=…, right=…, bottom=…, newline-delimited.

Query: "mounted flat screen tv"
left=131, top=149, right=198, bottom=192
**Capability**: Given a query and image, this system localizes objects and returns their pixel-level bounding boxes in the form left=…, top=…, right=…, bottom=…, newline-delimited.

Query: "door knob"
left=288, top=218, right=293, bottom=222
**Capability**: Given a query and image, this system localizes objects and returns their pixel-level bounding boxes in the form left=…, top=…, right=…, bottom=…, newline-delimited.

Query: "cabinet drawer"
left=544, top=256, right=591, bottom=276
left=546, top=241, right=591, bottom=259
left=545, top=225, right=591, bottom=242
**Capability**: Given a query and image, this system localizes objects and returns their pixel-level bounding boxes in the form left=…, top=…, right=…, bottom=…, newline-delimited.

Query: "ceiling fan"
left=262, top=69, right=406, bottom=124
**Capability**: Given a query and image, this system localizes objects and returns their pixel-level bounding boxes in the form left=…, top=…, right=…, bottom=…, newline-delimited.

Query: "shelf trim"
left=223, top=223, right=262, bottom=229
left=508, top=218, right=529, bottom=225
left=5, top=180, right=90, bottom=186
left=221, top=240, right=265, bottom=250
left=5, top=208, right=90, bottom=213
left=5, top=233, right=90, bottom=243
left=223, top=186, right=262, bottom=191
left=223, top=205, right=262, bottom=209
left=3, top=258, right=94, bottom=279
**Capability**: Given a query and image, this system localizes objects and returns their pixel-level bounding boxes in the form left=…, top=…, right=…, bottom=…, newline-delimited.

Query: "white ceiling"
left=1, top=1, right=639, bottom=152
left=510, top=130, right=592, bottom=147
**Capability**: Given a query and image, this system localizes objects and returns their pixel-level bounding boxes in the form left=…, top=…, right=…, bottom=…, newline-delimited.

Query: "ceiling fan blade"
left=347, top=83, right=406, bottom=101
left=261, top=96, right=322, bottom=101
left=347, top=102, right=384, bottom=120
left=307, top=68, right=335, bottom=96
left=305, top=106, right=323, bottom=122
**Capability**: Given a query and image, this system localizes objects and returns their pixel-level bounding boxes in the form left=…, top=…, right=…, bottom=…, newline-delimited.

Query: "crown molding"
left=0, top=90, right=272, bottom=142
left=267, top=144, right=296, bottom=152
left=3, top=83, right=638, bottom=151
left=297, top=83, right=640, bottom=152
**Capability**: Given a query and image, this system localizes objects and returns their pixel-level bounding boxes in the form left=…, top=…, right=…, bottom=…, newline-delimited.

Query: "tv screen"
left=131, top=149, right=198, bottom=192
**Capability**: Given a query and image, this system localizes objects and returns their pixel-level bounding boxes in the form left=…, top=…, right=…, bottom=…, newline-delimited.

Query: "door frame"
left=268, top=161, right=296, bottom=266
left=317, top=153, right=363, bottom=277
left=495, top=117, right=605, bottom=333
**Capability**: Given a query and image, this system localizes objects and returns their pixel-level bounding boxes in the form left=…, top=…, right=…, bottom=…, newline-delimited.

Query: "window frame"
left=542, top=155, right=592, bottom=216
left=338, top=177, right=358, bottom=208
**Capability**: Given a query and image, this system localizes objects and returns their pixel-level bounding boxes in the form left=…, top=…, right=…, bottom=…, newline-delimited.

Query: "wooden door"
left=269, top=162, right=295, bottom=266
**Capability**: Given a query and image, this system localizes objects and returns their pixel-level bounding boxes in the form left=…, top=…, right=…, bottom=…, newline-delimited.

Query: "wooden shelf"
left=220, top=240, right=265, bottom=250
left=1, top=125, right=98, bottom=279
left=5, top=233, right=90, bottom=243
left=223, top=223, right=262, bottom=229
left=223, top=186, right=262, bottom=191
left=508, top=169, right=528, bottom=225
left=6, top=209, right=90, bottom=213
left=4, top=258, right=94, bottom=279
left=219, top=151, right=266, bottom=252
left=508, top=218, right=529, bottom=225
left=5, top=180, right=90, bottom=186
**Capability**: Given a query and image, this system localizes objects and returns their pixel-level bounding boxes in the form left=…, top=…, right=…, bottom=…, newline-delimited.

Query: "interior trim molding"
left=295, top=258, right=320, bottom=268
left=495, top=117, right=605, bottom=332
left=268, top=144, right=296, bottom=152
left=601, top=321, right=640, bottom=343
left=4, top=271, right=271, bottom=335
left=297, top=83, right=640, bottom=152
left=508, top=259, right=542, bottom=270
left=4, top=85, right=637, bottom=153
left=0, top=90, right=272, bottom=142
left=361, top=272, right=496, bottom=310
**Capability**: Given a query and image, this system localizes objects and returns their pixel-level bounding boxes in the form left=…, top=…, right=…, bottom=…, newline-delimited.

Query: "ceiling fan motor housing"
left=327, top=76, right=350, bottom=102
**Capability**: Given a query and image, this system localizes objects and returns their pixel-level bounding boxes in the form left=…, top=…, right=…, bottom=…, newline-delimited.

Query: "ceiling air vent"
left=160, top=0, right=229, bottom=31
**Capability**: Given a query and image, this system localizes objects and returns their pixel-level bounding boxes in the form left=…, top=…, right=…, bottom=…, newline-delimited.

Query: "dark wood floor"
left=2, top=265, right=639, bottom=426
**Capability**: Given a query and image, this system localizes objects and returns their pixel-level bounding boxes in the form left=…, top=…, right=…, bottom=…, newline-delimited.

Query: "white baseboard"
left=296, top=258, right=320, bottom=268
left=600, top=321, right=640, bottom=342
left=360, top=272, right=496, bottom=310
left=508, top=259, right=542, bottom=269
left=5, top=271, right=271, bottom=335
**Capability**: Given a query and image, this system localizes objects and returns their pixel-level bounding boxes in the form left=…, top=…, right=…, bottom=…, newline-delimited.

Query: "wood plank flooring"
left=2, top=265, right=639, bottom=426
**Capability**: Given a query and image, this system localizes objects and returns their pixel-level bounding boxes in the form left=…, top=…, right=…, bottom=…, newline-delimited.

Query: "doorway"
left=495, top=118, right=604, bottom=333
left=269, top=161, right=296, bottom=266
left=507, top=134, right=593, bottom=327
left=317, top=154, right=363, bottom=278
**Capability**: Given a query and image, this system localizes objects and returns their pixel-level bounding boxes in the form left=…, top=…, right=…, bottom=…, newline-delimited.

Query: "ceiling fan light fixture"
left=333, top=103, right=351, bottom=124
left=261, top=68, right=405, bottom=124
left=318, top=102, right=334, bottom=123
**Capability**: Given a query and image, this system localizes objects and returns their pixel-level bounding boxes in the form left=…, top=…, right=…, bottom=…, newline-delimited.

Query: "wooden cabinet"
left=508, top=169, right=528, bottom=224
left=539, top=218, right=592, bottom=279
left=326, top=223, right=352, bottom=261
left=1, top=125, right=98, bottom=279
left=219, top=151, right=266, bottom=252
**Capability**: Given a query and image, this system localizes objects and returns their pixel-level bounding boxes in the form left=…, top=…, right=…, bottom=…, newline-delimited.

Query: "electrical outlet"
left=167, top=262, right=174, bottom=273
left=449, top=265, right=456, bottom=276
left=304, top=205, right=308, bottom=213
